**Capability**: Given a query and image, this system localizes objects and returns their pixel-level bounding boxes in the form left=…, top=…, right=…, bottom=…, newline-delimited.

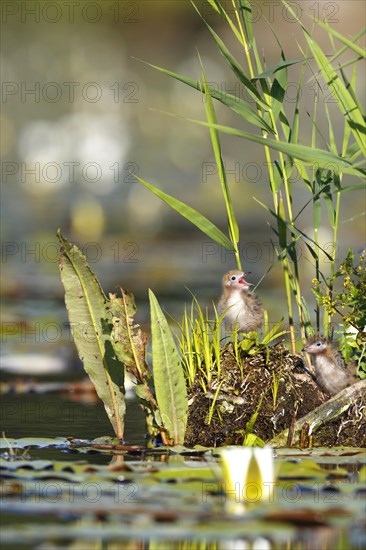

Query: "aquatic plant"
left=57, top=230, right=188, bottom=444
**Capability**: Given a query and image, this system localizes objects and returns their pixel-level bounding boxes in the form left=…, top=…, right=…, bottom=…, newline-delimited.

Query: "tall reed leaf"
left=200, top=62, right=240, bottom=267
left=149, top=290, right=188, bottom=444
left=281, top=0, right=365, bottom=155
left=313, top=20, right=365, bottom=59
left=198, top=16, right=269, bottom=109
left=135, top=59, right=274, bottom=134
left=57, top=230, right=125, bottom=438
left=253, top=199, right=333, bottom=261
left=134, top=174, right=235, bottom=251
left=305, top=35, right=365, bottom=154
left=167, top=115, right=362, bottom=177
left=253, top=59, right=306, bottom=79
left=327, top=28, right=365, bottom=67
left=238, top=0, right=253, bottom=47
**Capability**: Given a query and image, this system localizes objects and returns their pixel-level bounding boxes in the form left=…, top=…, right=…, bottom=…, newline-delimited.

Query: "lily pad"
left=0, top=437, right=69, bottom=449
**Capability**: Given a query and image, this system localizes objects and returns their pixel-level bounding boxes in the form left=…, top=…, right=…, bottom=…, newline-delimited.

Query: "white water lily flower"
left=218, top=446, right=275, bottom=508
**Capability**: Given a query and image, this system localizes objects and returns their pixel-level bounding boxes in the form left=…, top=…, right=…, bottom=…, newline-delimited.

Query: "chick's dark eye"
left=316, top=342, right=321, bottom=346
left=230, top=276, right=236, bottom=281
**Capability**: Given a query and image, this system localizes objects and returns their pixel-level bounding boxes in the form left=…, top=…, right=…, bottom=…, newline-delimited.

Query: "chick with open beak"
left=218, top=270, right=264, bottom=333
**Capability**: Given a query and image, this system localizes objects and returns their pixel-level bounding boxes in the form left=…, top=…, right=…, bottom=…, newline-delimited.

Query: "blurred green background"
left=1, top=1, right=365, bottom=360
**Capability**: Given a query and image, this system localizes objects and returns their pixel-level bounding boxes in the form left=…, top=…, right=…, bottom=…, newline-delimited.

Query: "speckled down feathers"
left=218, top=270, right=264, bottom=332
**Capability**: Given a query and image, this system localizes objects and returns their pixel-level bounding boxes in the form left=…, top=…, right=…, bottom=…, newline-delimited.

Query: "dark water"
left=0, top=392, right=146, bottom=445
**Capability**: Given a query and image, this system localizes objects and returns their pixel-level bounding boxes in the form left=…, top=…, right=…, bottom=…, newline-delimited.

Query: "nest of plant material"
left=312, top=397, right=366, bottom=447
left=184, top=342, right=366, bottom=448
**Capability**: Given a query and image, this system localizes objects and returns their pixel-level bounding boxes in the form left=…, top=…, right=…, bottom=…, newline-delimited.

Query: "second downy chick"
left=303, top=336, right=355, bottom=396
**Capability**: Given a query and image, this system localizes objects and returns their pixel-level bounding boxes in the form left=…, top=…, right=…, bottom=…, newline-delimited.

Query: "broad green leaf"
left=57, top=230, right=125, bottom=438
left=135, top=59, right=274, bottom=134
left=149, top=289, right=188, bottom=444
left=133, top=174, right=235, bottom=251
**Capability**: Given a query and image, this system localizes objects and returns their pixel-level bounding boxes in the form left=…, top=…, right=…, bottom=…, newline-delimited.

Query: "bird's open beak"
left=238, top=273, right=252, bottom=285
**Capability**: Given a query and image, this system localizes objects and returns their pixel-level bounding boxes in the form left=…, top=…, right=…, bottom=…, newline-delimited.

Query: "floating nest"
left=185, top=342, right=366, bottom=448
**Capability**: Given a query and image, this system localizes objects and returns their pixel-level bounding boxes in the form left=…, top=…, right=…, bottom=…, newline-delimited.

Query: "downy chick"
left=218, top=270, right=264, bottom=332
left=303, top=336, right=355, bottom=396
